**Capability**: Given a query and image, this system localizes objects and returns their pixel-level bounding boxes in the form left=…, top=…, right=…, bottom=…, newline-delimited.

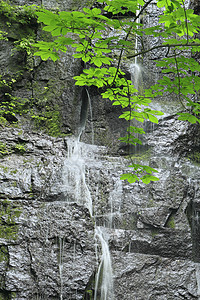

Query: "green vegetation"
left=0, top=199, right=21, bottom=240
left=167, top=216, right=176, bottom=229
left=187, top=151, right=200, bottom=164
left=0, top=0, right=200, bottom=182
left=0, top=246, right=8, bottom=263
left=12, top=143, right=26, bottom=154
left=0, top=142, right=9, bottom=156
left=0, top=1, right=64, bottom=137
left=0, top=1, right=38, bottom=24
left=0, top=291, right=16, bottom=300
left=0, top=141, right=26, bottom=156
left=33, top=0, right=200, bottom=183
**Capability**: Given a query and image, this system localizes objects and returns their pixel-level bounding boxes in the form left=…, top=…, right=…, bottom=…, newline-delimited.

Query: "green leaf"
left=138, top=0, right=145, bottom=5
left=91, top=57, right=102, bottom=67
left=178, top=113, right=199, bottom=124
left=120, top=173, right=139, bottom=183
left=148, top=114, right=159, bottom=123
left=141, top=175, right=159, bottom=184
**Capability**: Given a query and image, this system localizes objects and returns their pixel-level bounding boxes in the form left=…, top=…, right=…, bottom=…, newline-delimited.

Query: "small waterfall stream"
left=62, top=137, right=93, bottom=216
left=94, top=227, right=114, bottom=300
left=86, top=88, right=95, bottom=145
left=61, top=136, right=115, bottom=299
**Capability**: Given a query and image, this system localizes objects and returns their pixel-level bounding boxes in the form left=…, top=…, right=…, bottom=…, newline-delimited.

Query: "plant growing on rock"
left=0, top=199, right=21, bottom=240
left=32, top=0, right=200, bottom=183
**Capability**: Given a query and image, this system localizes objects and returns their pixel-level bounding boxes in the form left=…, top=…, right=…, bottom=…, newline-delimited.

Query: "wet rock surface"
left=0, top=122, right=199, bottom=299
left=0, top=0, right=200, bottom=299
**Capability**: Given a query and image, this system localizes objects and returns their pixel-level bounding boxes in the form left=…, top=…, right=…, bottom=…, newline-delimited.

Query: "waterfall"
left=58, top=237, right=65, bottom=300
left=108, top=178, right=123, bottom=228
left=78, top=87, right=94, bottom=144
left=62, top=137, right=93, bottom=217
left=94, top=227, right=114, bottom=300
left=86, top=88, right=95, bottom=145
left=61, top=138, right=115, bottom=299
left=130, top=9, right=141, bottom=91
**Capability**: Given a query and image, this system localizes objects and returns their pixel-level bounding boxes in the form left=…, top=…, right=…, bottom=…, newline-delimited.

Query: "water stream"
left=61, top=137, right=114, bottom=299
left=86, top=88, right=95, bottom=145
left=94, top=227, right=114, bottom=300
left=62, top=137, right=93, bottom=217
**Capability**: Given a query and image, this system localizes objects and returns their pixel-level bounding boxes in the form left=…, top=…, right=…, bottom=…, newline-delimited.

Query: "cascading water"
left=60, top=92, right=115, bottom=299
left=86, top=88, right=95, bottom=145
left=58, top=237, right=65, bottom=300
left=107, top=178, right=123, bottom=229
left=130, top=9, right=141, bottom=92
left=62, top=137, right=93, bottom=216
left=94, top=227, right=114, bottom=300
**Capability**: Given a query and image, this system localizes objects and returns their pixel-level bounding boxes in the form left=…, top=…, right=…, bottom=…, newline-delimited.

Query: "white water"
left=130, top=62, right=141, bottom=92
left=59, top=237, right=65, bottom=300
left=94, top=227, right=114, bottom=300
left=62, top=137, right=93, bottom=217
left=86, top=88, right=95, bottom=145
left=61, top=138, right=115, bottom=299
left=130, top=9, right=141, bottom=91
left=108, top=178, right=123, bottom=228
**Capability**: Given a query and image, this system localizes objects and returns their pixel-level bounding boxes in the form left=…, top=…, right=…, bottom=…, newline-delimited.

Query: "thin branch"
left=127, top=43, right=200, bottom=59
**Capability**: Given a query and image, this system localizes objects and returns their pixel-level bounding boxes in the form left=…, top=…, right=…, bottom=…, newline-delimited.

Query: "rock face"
left=0, top=1, right=200, bottom=300
left=0, top=122, right=199, bottom=299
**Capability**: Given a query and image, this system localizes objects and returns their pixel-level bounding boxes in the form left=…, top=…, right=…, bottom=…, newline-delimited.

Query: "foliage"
left=0, top=1, right=39, bottom=24
left=0, top=75, right=29, bottom=124
left=187, top=151, right=200, bottom=164
left=31, top=105, right=62, bottom=137
left=18, top=0, right=200, bottom=182
left=12, top=143, right=26, bottom=154
left=0, top=2, right=38, bottom=127
left=0, top=2, right=65, bottom=137
left=12, top=37, right=35, bottom=56
left=0, top=141, right=27, bottom=156
left=0, top=30, right=8, bottom=41
left=0, top=142, right=9, bottom=156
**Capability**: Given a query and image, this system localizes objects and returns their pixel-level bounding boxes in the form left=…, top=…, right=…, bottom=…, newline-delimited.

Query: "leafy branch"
left=32, top=0, right=200, bottom=184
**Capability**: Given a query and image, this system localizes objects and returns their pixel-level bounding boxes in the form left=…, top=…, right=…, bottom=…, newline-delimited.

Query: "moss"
left=31, top=79, right=66, bottom=137
left=0, top=291, right=16, bottom=300
left=151, top=229, right=159, bottom=237
left=167, top=216, right=175, bottom=229
left=84, top=290, right=93, bottom=300
left=83, top=273, right=96, bottom=300
left=12, top=143, right=26, bottom=154
left=12, top=181, right=17, bottom=187
left=0, top=142, right=27, bottom=156
left=147, top=199, right=155, bottom=208
left=0, top=142, right=10, bottom=156
left=0, top=1, right=38, bottom=39
left=0, top=199, right=21, bottom=240
left=0, top=165, right=9, bottom=173
left=0, top=246, right=8, bottom=263
left=17, top=130, right=23, bottom=135
left=187, top=151, right=200, bottom=164
left=10, top=169, right=18, bottom=174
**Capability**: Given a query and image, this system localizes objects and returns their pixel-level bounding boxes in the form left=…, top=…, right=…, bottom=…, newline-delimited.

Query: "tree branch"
left=126, top=43, right=200, bottom=59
